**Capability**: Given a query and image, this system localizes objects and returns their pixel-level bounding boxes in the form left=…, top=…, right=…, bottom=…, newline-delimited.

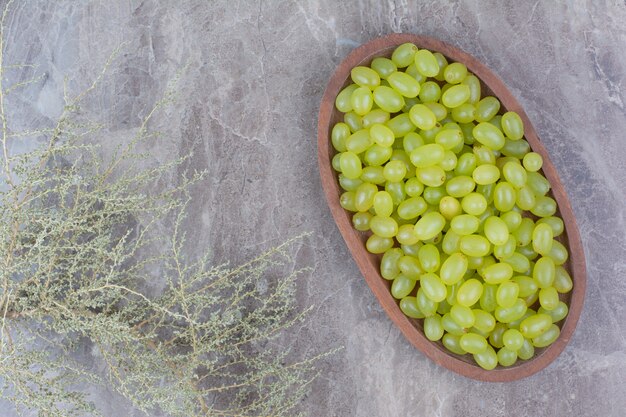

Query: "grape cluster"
left=330, top=43, right=572, bottom=370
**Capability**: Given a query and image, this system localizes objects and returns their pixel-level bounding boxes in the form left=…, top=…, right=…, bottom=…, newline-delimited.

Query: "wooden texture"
left=317, top=33, right=586, bottom=382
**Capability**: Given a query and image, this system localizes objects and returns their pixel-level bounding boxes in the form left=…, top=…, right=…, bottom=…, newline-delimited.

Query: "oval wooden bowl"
left=317, top=34, right=586, bottom=382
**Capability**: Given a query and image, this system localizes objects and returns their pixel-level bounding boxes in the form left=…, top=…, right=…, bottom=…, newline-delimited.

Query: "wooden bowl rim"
left=317, top=33, right=586, bottom=382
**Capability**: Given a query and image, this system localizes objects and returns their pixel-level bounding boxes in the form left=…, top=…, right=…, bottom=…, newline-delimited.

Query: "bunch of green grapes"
left=331, top=43, right=572, bottom=370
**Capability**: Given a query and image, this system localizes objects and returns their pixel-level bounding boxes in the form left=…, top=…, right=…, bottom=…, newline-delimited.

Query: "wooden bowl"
left=317, top=33, right=586, bottom=382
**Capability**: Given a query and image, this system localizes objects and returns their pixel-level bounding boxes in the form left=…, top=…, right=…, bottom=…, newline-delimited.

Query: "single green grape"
left=383, top=160, right=407, bottom=182
left=554, top=266, right=573, bottom=293
left=496, top=281, right=520, bottom=308
left=362, top=108, right=391, bottom=128
left=418, top=81, right=442, bottom=103
left=391, top=42, right=418, bottom=68
left=446, top=175, right=476, bottom=198
left=501, top=111, right=524, bottom=140
left=335, top=84, right=358, bottom=113
left=475, top=96, right=501, bottom=122
left=439, top=195, right=462, bottom=220
left=425, top=102, right=449, bottom=121
left=483, top=216, right=510, bottom=246
left=502, top=328, right=524, bottom=351
left=339, top=174, right=363, bottom=191
left=416, top=165, right=447, bottom=187
left=391, top=274, right=416, bottom=299
left=398, top=255, right=423, bottom=279
left=351, top=66, right=381, bottom=88
left=388, top=71, right=421, bottom=98
left=531, top=324, right=560, bottom=347
left=424, top=315, right=445, bottom=341
left=338, top=152, right=362, bottom=179
left=414, top=49, right=440, bottom=77
left=386, top=113, right=416, bottom=137
left=414, top=212, right=446, bottom=240
left=409, top=104, right=438, bottom=130
left=344, top=111, right=363, bottom=132
left=443, top=62, right=468, bottom=84
left=418, top=244, right=441, bottom=273
left=456, top=278, right=484, bottom=307
left=370, top=216, right=399, bottom=238
left=364, top=144, right=392, bottom=166
left=331, top=122, right=351, bottom=152
left=497, top=347, right=518, bottom=367
left=523, top=151, right=543, bottom=171
left=360, top=166, right=386, bottom=185
left=442, top=333, right=466, bottom=355
left=354, top=183, right=377, bottom=212
left=441, top=84, right=471, bottom=108
left=527, top=171, right=552, bottom=197
left=460, top=333, right=489, bottom=354
left=473, top=122, right=505, bottom=150
left=461, top=192, right=488, bottom=216
left=461, top=74, right=481, bottom=104
left=371, top=57, right=398, bottom=79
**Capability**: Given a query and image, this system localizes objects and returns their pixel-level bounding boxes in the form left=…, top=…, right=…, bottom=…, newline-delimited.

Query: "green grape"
left=533, top=256, right=556, bottom=288
left=416, top=166, right=447, bottom=187
left=500, top=137, right=531, bottom=158
left=339, top=191, right=357, bottom=212
left=397, top=224, right=420, bottom=245
left=500, top=211, right=522, bottom=233
left=497, top=347, right=518, bottom=367
left=460, top=74, right=481, bottom=104
left=424, top=315, right=445, bottom=341
left=473, top=309, right=496, bottom=333
left=500, top=111, right=524, bottom=140
left=473, top=144, right=496, bottom=165
left=460, top=333, right=488, bottom=354
left=517, top=244, right=538, bottom=261
left=405, top=63, right=426, bottom=82
left=482, top=262, right=513, bottom=284
left=425, top=102, right=449, bottom=121
left=397, top=197, right=428, bottom=219
left=444, top=176, right=474, bottom=198
left=496, top=281, right=520, bottom=308
left=436, top=298, right=451, bottom=315
left=409, top=104, right=438, bottom=130
left=513, top=218, right=535, bottom=247
left=414, top=212, right=446, bottom=240
left=472, top=164, right=500, bottom=185
left=441, top=313, right=464, bottom=336
left=513, top=275, right=538, bottom=298
left=331, top=122, right=351, bottom=152
left=371, top=57, right=398, bottom=79
left=554, top=266, right=573, bottom=293
left=516, top=185, right=536, bottom=210
left=354, top=183, right=377, bottom=212
left=523, top=152, right=543, bottom=172
left=442, top=230, right=462, bottom=255
left=414, top=49, right=440, bottom=77
left=351, top=66, right=381, bottom=88
left=421, top=124, right=442, bottom=143
left=400, top=296, right=425, bottom=319
left=331, top=153, right=343, bottom=172
left=475, top=96, right=501, bottom=122
left=369, top=123, right=394, bottom=147
left=531, top=324, right=560, bottom=347
left=403, top=132, right=425, bottom=153
left=391, top=274, right=416, bottom=299
left=366, top=235, right=393, bottom=254
left=385, top=181, right=406, bottom=205
left=539, top=301, right=568, bottom=322
left=494, top=235, right=517, bottom=260
left=335, top=84, right=359, bottom=113
left=451, top=103, right=476, bottom=124
left=352, top=212, right=372, bottom=231
left=442, top=84, right=471, bottom=108
left=386, top=114, right=416, bottom=138
left=362, top=108, right=390, bottom=128
left=442, top=333, right=466, bottom=355
left=473, top=122, right=505, bottom=150
left=391, top=42, right=418, bottom=68
left=495, top=156, right=520, bottom=171
left=418, top=244, right=441, bottom=273
left=459, top=234, right=491, bottom=257
left=455, top=153, right=477, bottom=176
left=450, top=214, right=479, bottom=235
left=417, top=81, right=441, bottom=103
left=388, top=71, right=421, bottom=98
left=345, top=129, right=372, bottom=154
left=459, top=124, right=476, bottom=146
left=537, top=216, right=564, bottom=237
left=360, top=166, right=386, bottom=185
left=489, top=115, right=503, bottom=133
left=373, top=191, right=394, bottom=217
left=502, top=161, right=527, bottom=188
left=350, top=86, right=374, bottom=116
left=370, top=216, right=399, bottom=238
left=364, top=144, right=392, bottom=166
left=494, top=182, right=517, bottom=213
left=502, top=252, right=531, bottom=273
left=372, top=86, right=404, bottom=114
left=383, top=160, right=407, bottom=182
left=483, top=216, right=509, bottom=246
left=344, top=111, right=363, bottom=132
left=539, top=287, right=559, bottom=310
left=439, top=253, right=468, bottom=285
left=502, top=328, right=524, bottom=351
left=420, top=273, right=447, bottom=302
left=478, top=255, right=497, bottom=275
left=443, top=62, right=468, bottom=84
left=439, top=195, right=462, bottom=220
left=339, top=174, right=363, bottom=191
left=531, top=195, right=557, bottom=218
left=532, top=223, right=554, bottom=256
left=495, top=298, right=527, bottom=323
left=548, top=240, right=569, bottom=265
left=432, top=52, right=449, bottom=81
left=398, top=255, right=424, bottom=279
left=519, top=313, right=552, bottom=339
left=410, top=143, right=445, bottom=168
left=417, top=288, right=438, bottom=317
left=450, top=304, right=475, bottom=328
left=474, top=345, right=498, bottom=370
left=380, top=248, right=403, bottom=280
left=518, top=338, right=535, bottom=360
left=509, top=308, right=535, bottom=329
left=461, top=192, right=488, bottom=216
left=456, top=278, right=483, bottom=307
left=488, top=322, right=506, bottom=348
left=402, top=241, right=422, bottom=257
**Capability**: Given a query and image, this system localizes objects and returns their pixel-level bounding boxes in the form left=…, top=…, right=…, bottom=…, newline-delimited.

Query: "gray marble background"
left=2, top=0, right=625, bottom=416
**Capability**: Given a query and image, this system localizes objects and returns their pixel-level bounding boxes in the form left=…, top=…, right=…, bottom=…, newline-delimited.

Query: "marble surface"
left=2, top=0, right=626, bottom=416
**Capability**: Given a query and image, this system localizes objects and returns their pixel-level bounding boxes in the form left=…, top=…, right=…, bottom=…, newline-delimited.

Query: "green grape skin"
left=536, top=216, right=564, bottom=237
left=344, top=111, right=363, bottom=132
left=439, top=195, right=462, bottom=220
left=409, top=104, right=438, bottom=130
left=352, top=211, right=372, bottom=232
left=460, top=333, right=489, bottom=354
left=331, top=122, right=351, bottom=152
left=421, top=124, right=442, bottom=143
left=414, top=49, right=440, bottom=77
left=418, top=244, right=441, bottom=273
left=531, top=324, right=560, bottom=348
left=335, top=84, right=359, bottom=113
left=435, top=128, right=463, bottom=151
left=441, top=313, right=465, bottom=336
left=518, top=338, right=535, bottom=360
left=386, top=113, right=416, bottom=138
left=456, top=278, right=484, bottom=307
left=531, top=195, right=557, bottom=217
left=370, top=123, right=395, bottom=147
left=398, top=255, right=424, bottom=279
left=391, top=42, right=418, bottom=68
left=373, top=191, right=394, bottom=217
left=502, top=328, right=524, bottom=351
left=472, top=164, right=500, bottom=185
left=354, top=183, right=378, bottom=212
left=439, top=252, right=468, bottom=285
left=523, top=152, right=543, bottom=172
left=539, top=301, right=568, bottom=322
left=391, top=274, right=417, bottom=299
left=424, top=315, right=445, bottom=341
left=345, top=129, right=372, bottom=154
left=513, top=275, right=538, bottom=298
left=473, top=144, right=496, bottom=166
left=370, top=216, right=399, bottom=238
left=473, top=122, right=505, bottom=150
left=461, top=192, right=488, bottom=216
left=420, top=273, right=448, bottom=302
left=422, top=185, right=447, bottom=204
left=442, top=230, right=462, bottom=255
left=417, top=288, right=438, bottom=317
left=514, top=218, right=535, bottom=248
left=450, top=304, right=475, bottom=328
left=474, top=345, right=498, bottom=370
left=400, top=296, right=425, bottom=319
left=497, top=347, right=518, bottom=367
left=397, top=197, right=428, bottom=219
left=483, top=216, right=509, bottom=246
left=455, top=153, right=477, bottom=176
left=488, top=323, right=507, bottom=348
left=502, top=252, right=531, bottom=273
left=364, top=144, right=393, bottom=166
left=461, top=74, right=481, bottom=104
left=496, top=281, right=520, bottom=308
left=446, top=176, right=475, bottom=198
left=500, top=111, right=524, bottom=140
left=432, top=52, right=449, bottom=81
left=331, top=153, right=343, bottom=172
left=500, top=137, right=531, bottom=158
left=437, top=294, right=452, bottom=315
left=473, top=309, right=496, bottom=333
left=401, top=242, right=422, bottom=258
left=391, top=149, right=413, bottom=174
left=554, top=266, right=573, bottom=293
left=451, top=103, right=476, bottom=124
left=351, top=66, right=381, bottom=88
left=450, top=214, right=480, bottom=236
left=339, top=191, right=357, bottom=212
left=383, top=160, right=407, bottom=182
left=405, top=63, right=426, bottom=82
left=396, top=224, right=420, bottom=245
left=475, top=96, right=501, bottom=122
left=548, top=240, right=569, bottom=265
left=373, top=86, right=405, bottom=113
left=385, top=182, right=406, bottom=205
left=339, top=174, right=363, bottom=191
left=362, top=108, right=390, bottom=128
left=494, top=235, right=517, bottom=260
left=388, top=71, right=421, bottom=98
left=500, top=211, right=522, bottom=233
left=360, top=166, right=386, bottom=185
left=533, top=256, right=556, bottom=288
left=380, top=248, right=403, bottom=280
left=482, top=262, right=513, bottom=284
left=442, top=333, right=466, bottom=355
left=459, top=234, right=491, bottom=257
left=403, top=132, right=425, bottom=153
left=516, top=185, right=536, bottom=210
left=365, top=235, right=394, bottom=254
left=494, top=298, right=527, bottom=323
left=410, top=143, right=445, bottom=168
left=371, top=57, right=398, bottom=79
left=441, top=84, right=471, bottom=108
left=519, top=313, right=553, bottom=339
left=416, top=166, right=447, bottom=187
left=350, top=86, right=374, bottom=116
left=502, top=161, right=528, bottom=188
left=532, top=223, right=554, bottom=256
left=443, top=62, right=468, bottom=84
left=539, top=287, right=559, bottom=310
